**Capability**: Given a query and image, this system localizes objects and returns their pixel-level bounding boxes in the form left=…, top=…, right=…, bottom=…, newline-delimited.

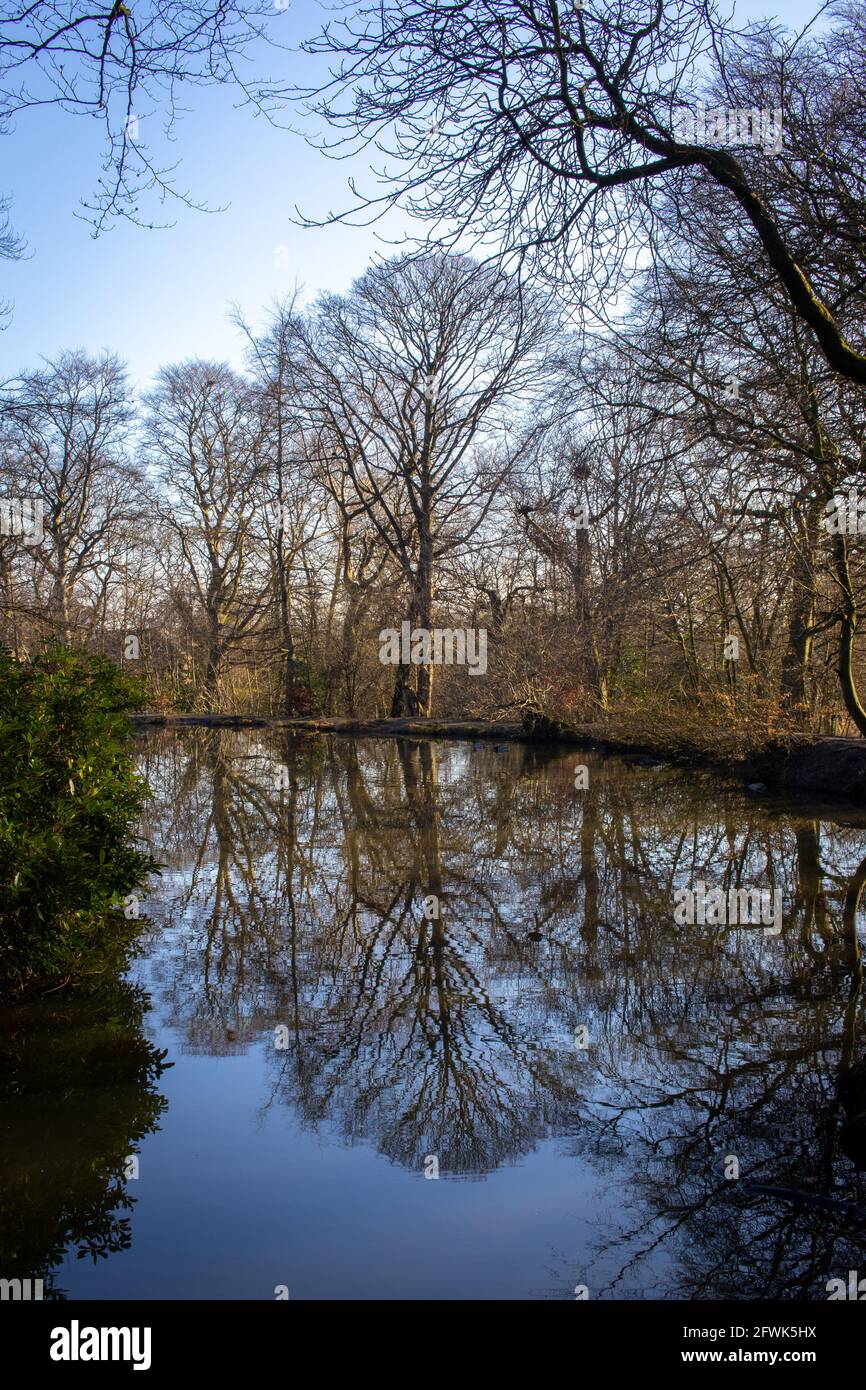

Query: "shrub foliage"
left=0, top=648, right=158, bottom=997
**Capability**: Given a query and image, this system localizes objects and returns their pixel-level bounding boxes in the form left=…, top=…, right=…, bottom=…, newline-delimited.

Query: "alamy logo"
left=0, top=1277, right=43, bottom=1300
left=822, top=491, right=866, bottom=534
left=0, top=497, right=43, bottom=545
left=674, top=881, right=782, bottom=935
left=672, top=102, right=783, bottom=154
left=827, top=1270, right=866, bottom=1299
left=50, top=1320, right=152, bottom=1371
left=379, top=621, right=487, bottom=675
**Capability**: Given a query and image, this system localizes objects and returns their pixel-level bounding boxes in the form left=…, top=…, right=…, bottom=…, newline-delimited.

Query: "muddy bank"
left=129, top=712, right=866, bottom=805
left=742, top=737, right=866, bottom=804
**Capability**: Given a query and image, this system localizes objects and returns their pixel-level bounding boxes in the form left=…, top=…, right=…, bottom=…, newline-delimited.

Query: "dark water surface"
left=4, top=729, right=866, bottom=1300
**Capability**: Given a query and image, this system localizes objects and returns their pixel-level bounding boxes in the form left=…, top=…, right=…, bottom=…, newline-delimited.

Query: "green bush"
left=0, top=647, right=158, bottom=997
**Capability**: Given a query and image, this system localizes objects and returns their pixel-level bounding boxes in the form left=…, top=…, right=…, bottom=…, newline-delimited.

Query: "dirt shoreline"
left=130, top=712, right=866, bottom=806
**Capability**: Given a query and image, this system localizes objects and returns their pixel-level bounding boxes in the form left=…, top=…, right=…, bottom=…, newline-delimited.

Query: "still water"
left=4, top=730, right=866, bottom=1300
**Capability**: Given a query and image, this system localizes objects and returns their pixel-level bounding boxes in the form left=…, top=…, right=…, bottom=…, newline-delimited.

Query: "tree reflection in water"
left=137, top=729, right=866, bottom=1298
left=0, top=986, right=168, bottom=1297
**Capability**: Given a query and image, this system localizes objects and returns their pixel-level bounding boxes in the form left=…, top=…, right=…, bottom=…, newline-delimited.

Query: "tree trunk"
left=391, top=514, right=435, bottom=716
left=780, top=500, right=819, bottom=709
left=202, top=613, right=223, bottom=712
left=52, top=563, right=71, bottom=646
left=831, top=530, right=866, bottom=736
left=277, top=553, right=296, bottom=715
left=0, top=552, right=20, bottom=658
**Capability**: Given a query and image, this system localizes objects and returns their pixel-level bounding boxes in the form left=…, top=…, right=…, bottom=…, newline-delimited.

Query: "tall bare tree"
left=293, top=252, right=552, bottom=715
left=145, top=361, right=267, bottom=708
left=1, top=350, right=141, bottom=645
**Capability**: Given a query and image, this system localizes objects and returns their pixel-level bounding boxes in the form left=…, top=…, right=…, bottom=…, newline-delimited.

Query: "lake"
left=3, top=729, right=866, bottom=1300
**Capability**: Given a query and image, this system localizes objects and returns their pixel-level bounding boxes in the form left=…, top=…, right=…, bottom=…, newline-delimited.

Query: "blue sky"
left=0, top=0, right=825, bottom=393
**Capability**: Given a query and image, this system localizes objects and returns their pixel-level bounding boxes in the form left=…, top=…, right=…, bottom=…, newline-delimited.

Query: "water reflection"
left=0, top=986, right=168, bottom=1297
left=126, top=729, right=866, bottom=1298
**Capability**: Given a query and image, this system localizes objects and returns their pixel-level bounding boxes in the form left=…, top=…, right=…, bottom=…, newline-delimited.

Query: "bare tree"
left=300, top=1, right=866, bottom=385
left=145, top=361, right=267, bottom=708
left=293, top=252, right=553, bottom=715
left=1, top=350, right=141, bottom=645
left=233, top=299, right=324, bottom=715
